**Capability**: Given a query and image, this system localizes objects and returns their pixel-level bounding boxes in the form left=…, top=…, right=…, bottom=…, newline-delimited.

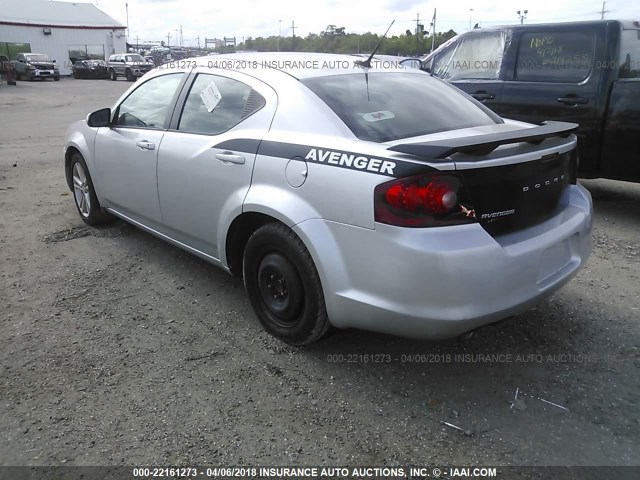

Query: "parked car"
left=423, top=20, right=640, bottom=183
left=12, top=53, right=59, bottom=81
left=107, top=53, right=154, bottom=81
left=63, top=53, right=592, bottom=345
left=72, top=59, right=109, bottom=79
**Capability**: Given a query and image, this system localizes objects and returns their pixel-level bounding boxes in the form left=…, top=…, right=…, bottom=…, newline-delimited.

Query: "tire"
left=243, top=223, right=329, bottom=346
left=110, top=68, right=117, bottom=81
left=69, top=153, right=114, bottom=226
left=73, top=71, right=78, bottom=79
left=125, top=68, right=135, bottom=82
left=54, top=76, right=60, bottom=81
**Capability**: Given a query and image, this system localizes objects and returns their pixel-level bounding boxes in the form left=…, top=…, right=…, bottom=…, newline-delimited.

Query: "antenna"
left=355, top=20, right=395, bottom=69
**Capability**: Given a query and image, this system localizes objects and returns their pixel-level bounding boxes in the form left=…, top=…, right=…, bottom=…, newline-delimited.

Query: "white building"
left=0, top=0, right=126, bottom=75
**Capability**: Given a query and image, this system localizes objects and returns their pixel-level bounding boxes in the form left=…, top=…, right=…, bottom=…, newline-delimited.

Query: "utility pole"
left=469, top=9, right=474, bottom=30
left=430, top=8, right=437, bottom=54
left=517, top=9, right=528, bottom=24
left=277, top=19, right=282, bottom=52
left=291, top=20, right=296, bottom=51
left=197, top=35, right=200, bottom=50
left=166, top=32, right=171, bottom=48
left=180, top=25, right=183, bottom=47
left=600, top=1, right=609, bottom=19
left=125, top=3, right=129, bottom=43
left=414, top=13, right=424, bottom=55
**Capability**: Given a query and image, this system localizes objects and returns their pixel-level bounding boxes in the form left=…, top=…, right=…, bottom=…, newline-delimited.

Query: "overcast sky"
left=66, top=0, right=637, bottom=46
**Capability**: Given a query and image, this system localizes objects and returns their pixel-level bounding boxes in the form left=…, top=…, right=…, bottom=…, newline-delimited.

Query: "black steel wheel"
left=243, top=222, right=329, bottom=345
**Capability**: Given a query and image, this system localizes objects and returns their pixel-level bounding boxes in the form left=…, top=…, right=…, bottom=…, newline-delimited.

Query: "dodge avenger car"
left=63, top=53, right=593, bottom=345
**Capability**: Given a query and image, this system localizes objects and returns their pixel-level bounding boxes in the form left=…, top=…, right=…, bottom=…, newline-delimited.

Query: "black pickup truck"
left=423, top=20, right=640, bottom=183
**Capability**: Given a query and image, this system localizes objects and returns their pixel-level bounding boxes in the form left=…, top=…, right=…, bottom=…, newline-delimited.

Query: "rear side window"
left=303, top=73, right=502, bottom=143
left=619, top=28, right=640, bottom=78
left=178, top=74, right=265, bottom=135
left=515, top=31, right=594, bottom=82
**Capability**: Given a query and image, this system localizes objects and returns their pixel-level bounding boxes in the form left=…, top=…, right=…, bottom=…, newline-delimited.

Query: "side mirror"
left=400, top=59, right=423, bottom=70
left=87, top=108, right=111, bottom=128
left=121, top=59, right=126, bottom=62
left=52, top=59, right=56, bottom=63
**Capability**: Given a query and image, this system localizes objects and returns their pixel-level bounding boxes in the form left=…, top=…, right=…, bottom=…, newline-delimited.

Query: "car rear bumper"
left=294, top=183, right=592, bottom=339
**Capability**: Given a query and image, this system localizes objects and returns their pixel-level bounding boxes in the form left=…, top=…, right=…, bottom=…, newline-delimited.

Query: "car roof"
left=451, top=18, right=638, bottom=34
left=183, top=52, right=413, bottom=80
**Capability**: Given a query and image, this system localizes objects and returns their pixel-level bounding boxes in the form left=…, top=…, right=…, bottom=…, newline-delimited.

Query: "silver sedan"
left=64, top=53, right=592, bottom=345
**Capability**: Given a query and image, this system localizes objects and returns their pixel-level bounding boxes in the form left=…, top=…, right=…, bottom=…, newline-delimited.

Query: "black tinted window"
left=619, top=28, right=640, bottom=78
left=303, top=73, right=501, bottom=143
left=178, top=74, right=265, bottom=135
left=515, top=32, right=594, bottom=82
left=115, top=73, right=184, bottom=129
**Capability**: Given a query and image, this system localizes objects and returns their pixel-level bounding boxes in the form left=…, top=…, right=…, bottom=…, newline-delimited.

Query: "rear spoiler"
left=387, top=121, right=578, bottom=159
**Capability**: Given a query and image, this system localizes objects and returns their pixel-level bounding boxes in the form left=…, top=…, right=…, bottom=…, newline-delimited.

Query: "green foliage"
left=235, top=27, right=457, bottom=56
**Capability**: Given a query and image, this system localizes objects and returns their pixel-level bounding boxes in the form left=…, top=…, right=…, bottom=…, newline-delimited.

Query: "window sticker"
left=200, top=80, right=222, bottom=112
left=362, top=110, right=396, bottom=122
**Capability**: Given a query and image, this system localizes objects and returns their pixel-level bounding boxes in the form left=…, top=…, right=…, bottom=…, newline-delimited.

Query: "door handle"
left=135, top=140, right=155, bottom=150
left=470, top=91, right=495, bottom=101
left=216, top=151, right=245, bottom=165
left=557, top=96, right=589, bottom=106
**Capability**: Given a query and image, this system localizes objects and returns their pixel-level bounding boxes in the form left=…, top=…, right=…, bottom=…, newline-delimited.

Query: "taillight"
left=374, top=173, right=477, bottom=227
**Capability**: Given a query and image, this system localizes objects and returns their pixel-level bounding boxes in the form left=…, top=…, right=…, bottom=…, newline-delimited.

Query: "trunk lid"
left=387, top=121, right=578, bottom=236
left=457, top=151, right=574, bottom=236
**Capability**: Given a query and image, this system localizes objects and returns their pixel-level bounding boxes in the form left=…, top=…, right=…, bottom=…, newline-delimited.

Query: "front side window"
left=125, top=54, right=144, bottom=62
left=115, top=73, right=184, bottom=129
left=432, top=32, right=505, bottom=80
left=177, top=74, right=265, bottom=135
left=515, top=31, right=594, bottom=82
left=303, top=73, right=502, bottom=143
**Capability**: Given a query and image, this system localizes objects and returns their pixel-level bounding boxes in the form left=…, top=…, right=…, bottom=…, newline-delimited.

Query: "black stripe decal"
left=213, top=139, right=440, bottom=178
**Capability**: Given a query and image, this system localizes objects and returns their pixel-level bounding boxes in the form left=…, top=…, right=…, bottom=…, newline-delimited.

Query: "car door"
left=430, top=30, right=506, bottom=107
left=600, top=23, right=640, bottom=181
left=94, top=72, right=186, bottom=226
left=498, top=24, right=607, bottom=176
left=156, top=70, right=277, bottom=259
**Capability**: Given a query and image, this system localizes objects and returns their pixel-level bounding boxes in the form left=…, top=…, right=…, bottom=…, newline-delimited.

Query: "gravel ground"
left=0, top=78, right=639, bottom=469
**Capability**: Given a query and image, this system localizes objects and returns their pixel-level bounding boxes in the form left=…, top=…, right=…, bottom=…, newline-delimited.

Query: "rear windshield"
left=302, top=73, right=501, bottom=142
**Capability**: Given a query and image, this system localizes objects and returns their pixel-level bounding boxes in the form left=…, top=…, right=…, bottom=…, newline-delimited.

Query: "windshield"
left=125, top=54, right=144, bottom=62
left=302, top=72, right=502, bottom=143
left=26, top=54, right=50, bottom=62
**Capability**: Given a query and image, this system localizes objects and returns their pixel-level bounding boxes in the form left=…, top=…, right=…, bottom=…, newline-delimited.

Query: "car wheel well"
left=65, top=146, right=81, bottom=191
left=226, top=213, right=283, bottom=277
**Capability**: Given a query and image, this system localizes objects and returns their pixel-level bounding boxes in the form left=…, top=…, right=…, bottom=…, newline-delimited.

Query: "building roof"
left=0, top=0, right=125, bottom=29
